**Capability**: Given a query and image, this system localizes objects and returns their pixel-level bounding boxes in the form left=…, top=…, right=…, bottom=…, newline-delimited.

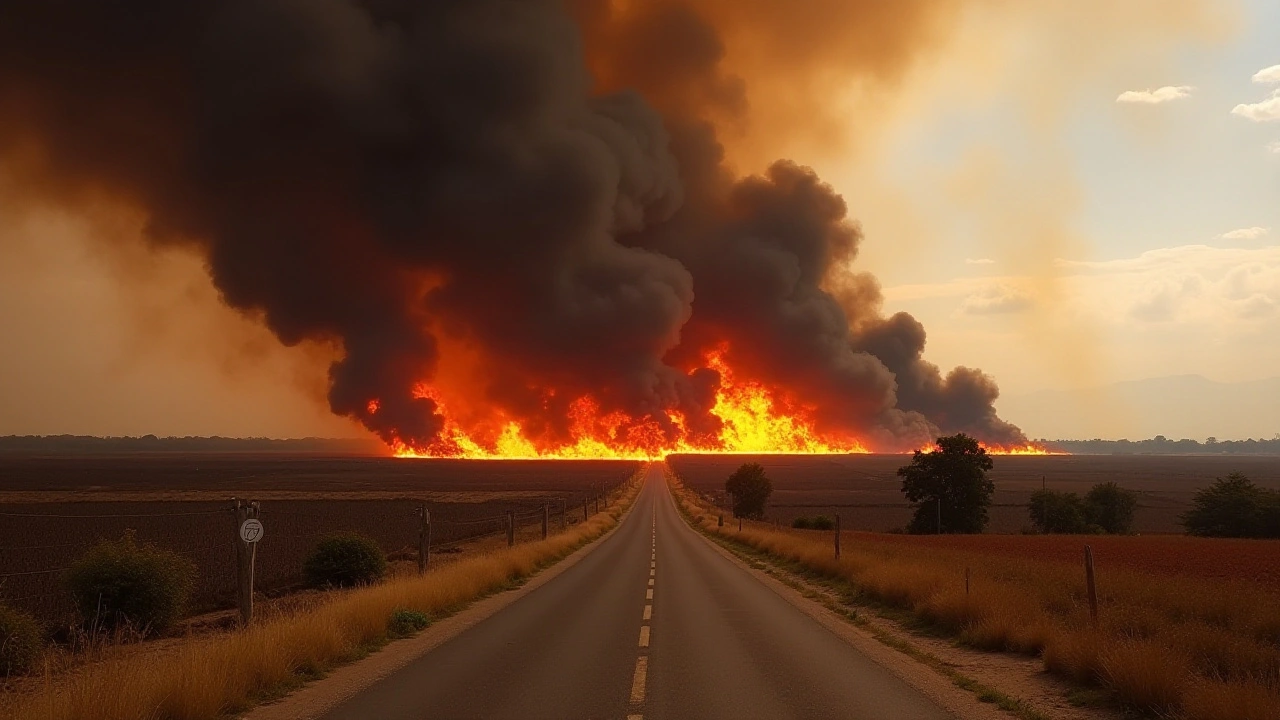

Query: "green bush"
left=809, top=515, right=835, bottom=531
left=791, top=515, right=835, bottom=530
left=65, top=532, right=195, bottom=636
left=1182, top=473, right=1280, bottom=538
left=1084, top=482, right=1138, bottom=534
left=1029, top=490, right=1092, bottom=534
left=387, top=609, right=430, bottom=638
left=304, top=532, right=388, bottom=588
left=0, top=603, right=43, bottom=675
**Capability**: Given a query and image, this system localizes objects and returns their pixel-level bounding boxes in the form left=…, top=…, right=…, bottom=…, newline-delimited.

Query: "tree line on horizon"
left=727, top=434, right=1280, bottom=538
left=1043, top=435, right=1280, bottom=454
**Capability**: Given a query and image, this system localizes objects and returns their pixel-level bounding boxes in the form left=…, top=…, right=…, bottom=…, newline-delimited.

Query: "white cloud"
left=1232, top=89, right=1280, bottom=122
left=958, top=284, right=1033, bottom=315
left=888, top=244, right=1280, bottom=328
left=1218, top=227, right=1270, bottom=241
left=1269, top=141, right=1280, bottom=154
left=965, top=258, right=995, bottom=265
left=1253, top=65, right=1280, bottom=84
left=1116, top=86, right=1193, bottom=104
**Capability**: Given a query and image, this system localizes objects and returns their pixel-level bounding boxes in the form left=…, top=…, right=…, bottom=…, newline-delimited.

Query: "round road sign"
left=239, top=518, right=264, bottom=543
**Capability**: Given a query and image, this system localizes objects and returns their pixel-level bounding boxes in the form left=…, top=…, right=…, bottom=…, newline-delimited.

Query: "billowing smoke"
left=0, top=0, right=1026, bottom=453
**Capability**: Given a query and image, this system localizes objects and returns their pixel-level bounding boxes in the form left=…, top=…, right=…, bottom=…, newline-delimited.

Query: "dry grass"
left=670, top=471, right=1280, bottom=720
left=1, top=473, right=643, bottom=720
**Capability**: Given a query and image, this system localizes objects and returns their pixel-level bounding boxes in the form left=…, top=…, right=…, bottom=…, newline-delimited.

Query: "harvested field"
left=865, top=533, right=1280, bottom=591
left=669, top=453, right=1280, bottom=533
left=0, top=455, right=640, bottom=626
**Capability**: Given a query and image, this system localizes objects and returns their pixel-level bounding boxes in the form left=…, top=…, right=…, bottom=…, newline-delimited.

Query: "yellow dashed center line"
left=643, top=604, right=652, bottom=620
left=647, top=588, right=653, bottom=600
left=648, top=578, right=654, bottom=586
left=630, top=656, right=648, bottom=704
left=639, top=625, right=650, bottom=647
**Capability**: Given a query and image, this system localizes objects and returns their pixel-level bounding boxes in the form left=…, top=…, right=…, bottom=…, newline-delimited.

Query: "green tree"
left=1028, top=490, right=1091, bottom=533
left=1084, top=482, right=1138, bottom=534
left=725, top=463, right=773, bottom=520
left=1182, top=473, right=1280, bottom=538
left=898, top=434, right=994, bottom=534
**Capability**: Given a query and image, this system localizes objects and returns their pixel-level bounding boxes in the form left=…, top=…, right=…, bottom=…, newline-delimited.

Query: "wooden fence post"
left=542, top=504, right=549, bottom=540
left=834, top=513, right=841, bottom=559
left=738, top=516, right=742, bottom=532
left=1084, top=545, right=1099, bottom=628
left=417, top=504, right=430, bottom=575
left=583, top=497, right=589, bottom=522
left=234, top=499, right=260, bottom=627
left=965, top=567, right=970, bottom=597
left=560, top=499, right=567, bottom=531
left=506, top=510, right=515, bottom=547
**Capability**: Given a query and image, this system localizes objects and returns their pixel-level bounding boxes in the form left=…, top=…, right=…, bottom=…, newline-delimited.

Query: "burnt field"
left=668, top=453, right=1280, bottom=534
left=0, top=454, right=640, bottom=625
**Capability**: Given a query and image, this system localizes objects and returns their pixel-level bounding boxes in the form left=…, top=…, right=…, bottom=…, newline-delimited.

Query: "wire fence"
left=0, top=488, right=617, bottom=628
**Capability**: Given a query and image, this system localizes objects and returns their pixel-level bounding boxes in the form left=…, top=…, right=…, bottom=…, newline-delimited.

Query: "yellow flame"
left=390, top=350, right=868, bottom=459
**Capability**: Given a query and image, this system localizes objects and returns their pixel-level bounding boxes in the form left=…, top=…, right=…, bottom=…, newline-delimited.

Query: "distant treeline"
left=1042, top=436, right=1280, bottom=455
left=0, top=435, right=384, bottom=454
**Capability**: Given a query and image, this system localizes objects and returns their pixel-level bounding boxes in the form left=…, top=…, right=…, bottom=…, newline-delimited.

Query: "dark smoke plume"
left=0, top=0, right=1026, bottom=452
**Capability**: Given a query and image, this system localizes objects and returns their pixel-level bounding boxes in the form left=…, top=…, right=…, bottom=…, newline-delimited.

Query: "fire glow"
left=386, top=352, right=870, bottom=460
left=380, top=352, right=1058, bottom=460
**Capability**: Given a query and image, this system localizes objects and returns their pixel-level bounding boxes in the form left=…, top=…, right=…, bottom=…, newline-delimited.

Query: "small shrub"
left=809, top=515, right=835, bottom=531
left=791, top=517, right=812, bottom=529
left=65, top=532, right=195, bottom=636
left=1085, top=482, right=1138, bottom=534
left=1029, top=490, right=1092, bottom=534
left=304, top=532, right=388, bottom=588
left=0, top=603, right=43, bottom=675
left=387, top=609, right=430, bottom=638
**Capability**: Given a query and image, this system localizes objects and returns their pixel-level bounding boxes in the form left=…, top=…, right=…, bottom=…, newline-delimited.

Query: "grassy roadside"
left=666, top=468, right=1280, bottom=720
left=3, top=470, right=645, bottom=720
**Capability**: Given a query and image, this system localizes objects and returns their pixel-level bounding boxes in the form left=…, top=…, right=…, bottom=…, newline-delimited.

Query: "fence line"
left=0, top=486, right=621, bottom=627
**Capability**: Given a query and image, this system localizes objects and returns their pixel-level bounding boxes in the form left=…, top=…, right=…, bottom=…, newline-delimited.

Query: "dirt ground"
left=668, top=453, right=1280, bottom=534
left=0, top=455, right=639, bottom=626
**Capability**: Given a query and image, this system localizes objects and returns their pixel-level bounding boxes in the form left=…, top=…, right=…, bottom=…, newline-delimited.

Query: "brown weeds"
left=2, top=474, right=642, bottom=720
left=669, top=470, right=1280, bottom=720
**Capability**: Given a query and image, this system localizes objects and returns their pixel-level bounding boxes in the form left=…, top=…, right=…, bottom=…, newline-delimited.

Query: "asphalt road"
left=320, top=464, right=953, bottom=720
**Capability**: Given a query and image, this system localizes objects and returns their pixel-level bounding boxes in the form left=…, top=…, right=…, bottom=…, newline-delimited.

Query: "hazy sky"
left=0, top=0, right=1277, bottom=441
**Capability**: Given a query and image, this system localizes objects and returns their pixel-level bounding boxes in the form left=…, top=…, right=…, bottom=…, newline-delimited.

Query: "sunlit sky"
left=0, top=0, right=1277, bottom=441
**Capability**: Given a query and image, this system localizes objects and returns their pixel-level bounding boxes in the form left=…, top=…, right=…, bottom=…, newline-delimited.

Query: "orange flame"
left=387, top=348, right=869, bottom=459
left=981, top=443, right=1066, bottom=456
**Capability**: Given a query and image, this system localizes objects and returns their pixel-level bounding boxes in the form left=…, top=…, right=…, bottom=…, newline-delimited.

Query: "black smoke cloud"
left=0, top=0, right=1026, bottom=452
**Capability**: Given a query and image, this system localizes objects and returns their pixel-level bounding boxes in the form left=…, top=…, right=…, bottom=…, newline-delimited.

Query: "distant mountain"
left=999, top=375, right=1280, bottom=442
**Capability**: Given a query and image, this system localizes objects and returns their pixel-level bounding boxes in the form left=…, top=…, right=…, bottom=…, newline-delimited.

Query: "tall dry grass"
left=671, top=473, right=1280, bottom=720
left=3, top=474, right=643, bottom=720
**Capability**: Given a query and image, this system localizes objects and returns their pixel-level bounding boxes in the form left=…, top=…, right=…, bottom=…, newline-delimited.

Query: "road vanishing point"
left=318, top=465, right=955, bottom=720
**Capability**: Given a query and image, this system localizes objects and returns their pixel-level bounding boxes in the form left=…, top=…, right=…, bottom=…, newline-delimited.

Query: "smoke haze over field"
left=1, top=0, right=1169, bottom=454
